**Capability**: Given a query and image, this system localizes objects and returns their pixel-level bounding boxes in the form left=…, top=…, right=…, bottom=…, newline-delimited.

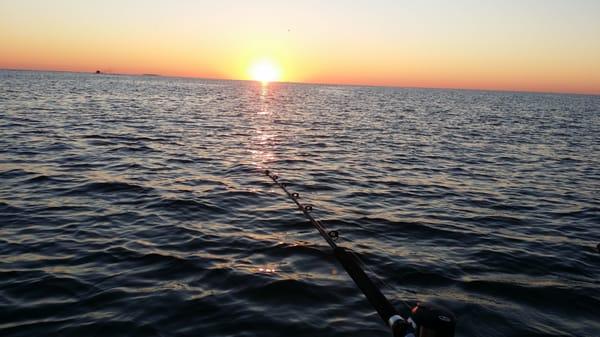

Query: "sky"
left=1, top=0, right=599, bottom=94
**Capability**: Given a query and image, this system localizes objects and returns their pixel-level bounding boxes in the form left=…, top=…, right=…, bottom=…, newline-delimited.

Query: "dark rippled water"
left=1, top=70, right=599, bottom=337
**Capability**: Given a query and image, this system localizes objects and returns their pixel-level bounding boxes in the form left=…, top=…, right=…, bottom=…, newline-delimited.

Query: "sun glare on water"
left=249, top=60, right=281, bottom=84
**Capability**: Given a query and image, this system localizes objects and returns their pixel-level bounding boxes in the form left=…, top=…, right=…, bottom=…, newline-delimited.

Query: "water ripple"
left=1, top=71, right=599, bottom=337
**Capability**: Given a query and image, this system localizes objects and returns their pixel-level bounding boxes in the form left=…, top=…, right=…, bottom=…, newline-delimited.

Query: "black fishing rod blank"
left=264, top=170, right=456, bottom=337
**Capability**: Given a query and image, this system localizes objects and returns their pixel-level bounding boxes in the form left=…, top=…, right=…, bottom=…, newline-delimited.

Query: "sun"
left=249, top=60, right=281, bottom=84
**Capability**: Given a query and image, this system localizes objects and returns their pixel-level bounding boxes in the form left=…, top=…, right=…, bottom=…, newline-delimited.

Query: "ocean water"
left=0, top=70, right=599, bottom=337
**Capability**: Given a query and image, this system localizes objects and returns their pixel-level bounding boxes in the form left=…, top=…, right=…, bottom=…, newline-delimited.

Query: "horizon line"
left=2, top=67, right=599, bottom=97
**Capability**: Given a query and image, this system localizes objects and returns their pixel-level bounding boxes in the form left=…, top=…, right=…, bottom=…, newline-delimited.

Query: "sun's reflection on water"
left=249, top=83, right=278, bottom=169
left=258, top=83, right=270, bottom=115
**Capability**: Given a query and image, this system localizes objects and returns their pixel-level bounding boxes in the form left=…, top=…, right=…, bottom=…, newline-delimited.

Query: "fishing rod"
left=265, top=170, right=456, bottom=337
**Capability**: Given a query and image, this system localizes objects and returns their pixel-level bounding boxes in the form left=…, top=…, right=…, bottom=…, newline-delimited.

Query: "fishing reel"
left=404, top=302, right=456, bottom=337
left=265, top=169, right=457, bottom=337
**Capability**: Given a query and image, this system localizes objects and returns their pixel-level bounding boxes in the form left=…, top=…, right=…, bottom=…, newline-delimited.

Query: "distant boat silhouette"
left=95, top=70, right=101, bottom=74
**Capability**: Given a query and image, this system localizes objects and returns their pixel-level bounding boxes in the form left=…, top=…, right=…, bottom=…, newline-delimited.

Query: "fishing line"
left=264, top=169, right=415, bottom=334
left=264, top=169, right=415, bottom=308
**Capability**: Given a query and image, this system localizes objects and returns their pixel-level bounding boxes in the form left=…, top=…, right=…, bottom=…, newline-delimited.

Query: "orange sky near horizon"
left=1, top=0, right=599, bottom=95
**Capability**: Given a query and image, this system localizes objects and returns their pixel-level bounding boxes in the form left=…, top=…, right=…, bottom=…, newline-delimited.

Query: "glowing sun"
left=249, top=60, right=281, bottom=83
